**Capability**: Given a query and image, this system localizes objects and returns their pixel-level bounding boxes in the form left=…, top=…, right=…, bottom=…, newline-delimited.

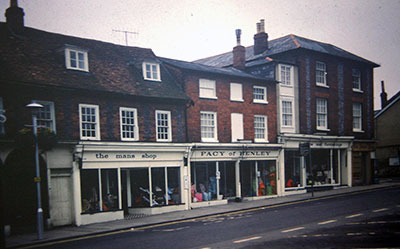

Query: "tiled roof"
left=160, top=57, right=275, bottom=82
left=0, top=23, right=188, bottom=101
left=194, top=34, right=379, bottom=68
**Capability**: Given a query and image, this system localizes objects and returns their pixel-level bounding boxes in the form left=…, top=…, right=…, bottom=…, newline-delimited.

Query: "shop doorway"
left=3, top=148, right=49, bottom=234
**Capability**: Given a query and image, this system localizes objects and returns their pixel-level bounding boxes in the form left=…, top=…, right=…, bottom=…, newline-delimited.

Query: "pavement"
left=5, top=179, right=400, bottom=249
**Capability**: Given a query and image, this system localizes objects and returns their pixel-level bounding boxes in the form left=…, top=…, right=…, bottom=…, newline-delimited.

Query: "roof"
left=160, top=57, right=275, bottom=82
left=374, top=90, right=400, bottom=119
left=194, top=34, right=380, bottom=68
left=0, top=23, right=188, bottom=101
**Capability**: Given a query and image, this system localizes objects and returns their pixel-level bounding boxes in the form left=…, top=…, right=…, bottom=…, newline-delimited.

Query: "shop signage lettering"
left=199, top=150, right=270, bottom=157
left=311, top=143, right=343, bottom=147
left=93, top=152, right=157, bottom=160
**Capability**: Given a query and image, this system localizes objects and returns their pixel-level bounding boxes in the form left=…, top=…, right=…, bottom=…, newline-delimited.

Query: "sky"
left=1, top=0, right=399, bottom=110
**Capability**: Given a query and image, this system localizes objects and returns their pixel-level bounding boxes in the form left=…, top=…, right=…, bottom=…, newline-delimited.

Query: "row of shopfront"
left=70, top=134, right=357, bottom=226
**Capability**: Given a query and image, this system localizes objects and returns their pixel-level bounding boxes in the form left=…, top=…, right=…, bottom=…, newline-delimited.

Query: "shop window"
left=151, top=168, right=166, bottom=206
left=308, top=149, right=339, bottom=185
left=81, top=169, right=100, bottom=213
left=191, top=162, right=217, bottom=202
left=240, top=161, right=276, bottom=197
left=101, top=169, right=119, bottom=211
left=128, top=168, right=150, bottom=208
left=285, top=150, right=303, bottom=188
left=167, top=167, right=181, bottom=204
left=218, top=162, right=236, bottom=198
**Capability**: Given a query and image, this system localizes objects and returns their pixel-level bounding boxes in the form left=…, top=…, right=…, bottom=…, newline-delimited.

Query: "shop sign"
left=309, top=142, right=347, bottom=149
left=83, top=152, right=169, bottom=162
left=192, top=149, right=278, bottom=160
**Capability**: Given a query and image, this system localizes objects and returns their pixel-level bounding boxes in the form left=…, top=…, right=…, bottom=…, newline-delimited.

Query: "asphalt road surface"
left=39, top=187, right=400, bottom=249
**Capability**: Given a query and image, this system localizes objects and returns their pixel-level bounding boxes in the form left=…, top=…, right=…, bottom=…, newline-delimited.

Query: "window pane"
left=191, top=162, right=217, bottom=202
left=167, top=167, right=181, bottom=204
left=101, top=169, right=119, bottom=211
left=81, top=169, right=100, bottom=213
left=152, top=168, right=166, bottom=206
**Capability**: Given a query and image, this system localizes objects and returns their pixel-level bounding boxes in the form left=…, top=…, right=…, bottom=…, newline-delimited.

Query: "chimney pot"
left=5, top=0, right=25, bottom=34
left=233, top=29, right=245, bottom=70
left=253, top=19, right=268, bottom=55
left=380, top=80, right=388, bottom=109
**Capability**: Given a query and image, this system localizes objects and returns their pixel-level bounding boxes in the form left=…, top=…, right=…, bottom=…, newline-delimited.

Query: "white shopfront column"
left=72, top=162, right=82, bottom=226
left=118, top=168, right=122, bottom=209
left=347, top=148, right=353, bottom=187
left=126, top=170, right=132, bottom=207
left=235, top=160, right=241, bottom=198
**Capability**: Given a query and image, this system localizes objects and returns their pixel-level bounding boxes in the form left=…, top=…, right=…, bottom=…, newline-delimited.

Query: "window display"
left=218, top=162, right=236, bottom=198
left=81, top=169, right=100, bottom=213
left=285, top=150, right=303, bottom=188
left=191, top=162, right=217, bottom=202
left=307, top=149, right=339, bottom=185
left=240, top=160, right=276, bottom=197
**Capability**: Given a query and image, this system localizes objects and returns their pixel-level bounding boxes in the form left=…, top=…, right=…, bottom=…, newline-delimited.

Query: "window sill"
left=353, top=129, right=365, bottom=133
left=316, top=83, right=329, bottom=88
left=280, top=84, right=293, bottom=88
left=230, top=99, right=244, bottom=103
left=199, top=96, right=218, bottom=100
left=352, top=89, right=364, bottom=93
left=253, top=100, right=268, bottom=105
left=201, top=139, right=219, bottom=143
left=316, top=128, right=330, bottom=132
left=254, top=140, right=269, bottom=143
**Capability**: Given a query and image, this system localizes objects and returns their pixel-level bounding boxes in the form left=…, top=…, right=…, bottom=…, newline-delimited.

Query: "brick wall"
left=1, top=83, right=187, bottom=143
left=183, top=73, right=277, bottom=143
left=277, top=50, right=374, bottom=139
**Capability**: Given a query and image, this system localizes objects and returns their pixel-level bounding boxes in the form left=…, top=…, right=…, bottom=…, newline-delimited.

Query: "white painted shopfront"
left=279, top=134, right=353, bottom=195
left=189, top=143, right=283, bottom=208
left=72, top=142, right=191, bottom=226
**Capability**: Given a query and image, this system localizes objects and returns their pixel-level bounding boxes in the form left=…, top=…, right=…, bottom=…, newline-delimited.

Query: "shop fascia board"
left=75, top=141, right=192, bottom=153
left=278, top=133, right=354, bottom=142
left=191, top=142, right=283, bottom=150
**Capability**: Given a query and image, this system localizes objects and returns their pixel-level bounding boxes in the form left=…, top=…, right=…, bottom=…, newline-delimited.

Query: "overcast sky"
left=1, top=0, right=399, bottom=110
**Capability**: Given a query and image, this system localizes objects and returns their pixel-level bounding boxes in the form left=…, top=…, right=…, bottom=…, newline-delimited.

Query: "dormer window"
left=142, top=62, right=161, bottom=81
left=65, top=47, right=89, bottom=72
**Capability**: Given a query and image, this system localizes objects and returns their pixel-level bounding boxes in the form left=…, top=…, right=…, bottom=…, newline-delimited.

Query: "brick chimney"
left=5, top=0, right=25, bottom=34
left=233, top=29, right=245, bottom=70
left=253, top=19, right=268, bottom=55
left=380, top=80, right=388, bottom=109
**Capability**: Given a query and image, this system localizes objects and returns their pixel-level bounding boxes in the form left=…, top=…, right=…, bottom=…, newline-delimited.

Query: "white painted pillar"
left=72, top=162, right=82, bottom=226
left=126, top=170, right=132, bottom=207
left=235, top=160, right=241, bottom=198
left=117, top=168, right=122, bottom=210
left=347, top=148, right=353, bottom=187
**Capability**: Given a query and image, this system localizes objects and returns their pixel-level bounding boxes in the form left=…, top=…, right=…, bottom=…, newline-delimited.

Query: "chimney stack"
left=253, top=19, right=268, bottom=55
left=380, top=80, right=388, bottom=109
left=5, top=0, right=25, bottom=34
left=233, top=29, right=246, bottom=70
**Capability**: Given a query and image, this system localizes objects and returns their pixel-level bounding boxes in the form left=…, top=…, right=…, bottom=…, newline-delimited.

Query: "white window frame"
left=253, top=86, right=268, bottom=104
left=199, top=79, right=217, bottom=99
left=279, top=64, right=293, bottom=86
left=281, top=100, right=293, bottom=127
left=33, top=100, right=56, bottom=133
left=142, top=62, right=161, bottom=81
left=79, top=104, right=100, bottom=140
left=200, top=111, right=218, bottom=142
left=254, top=115, right=268, bottom=143
left=230, top=83, right=243, bottom=102
left=352, top=69, right=362, bottom=92
left=120, top=107, right=139, bottom=141
left=156, top=110, right=172, bottom=142
left=231, top=113, right=244, bottom=142
left=316, top=61, right=328, bottom=87
left=316, top=98, right=329, bottom=131
left=65, top=47, right=89, bottom=72
left=353, top=103, right=363, bottom=132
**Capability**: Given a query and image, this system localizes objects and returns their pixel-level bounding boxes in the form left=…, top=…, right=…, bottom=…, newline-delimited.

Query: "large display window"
left=122, top=167, right=181, bottom=209
left=81, top=169, right=119, bottom=213
left=285, top=150, right=303, bottom=188
left=307, top=149, right=339, bottom=185
left=218, top=162, right=236, bottom=198
left=240, top=160, right=276, bottom=197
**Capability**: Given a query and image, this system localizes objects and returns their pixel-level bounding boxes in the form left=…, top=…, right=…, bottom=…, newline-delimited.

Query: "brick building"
left=162, top=45, right=282, bottom=206
left=0, top=1, right=191, bottom=230
left=196, top=20, right=380, bottom=193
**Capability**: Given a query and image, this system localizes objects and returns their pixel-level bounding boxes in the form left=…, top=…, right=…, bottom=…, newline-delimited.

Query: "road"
left=39, top=187, right=400, bottom=249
